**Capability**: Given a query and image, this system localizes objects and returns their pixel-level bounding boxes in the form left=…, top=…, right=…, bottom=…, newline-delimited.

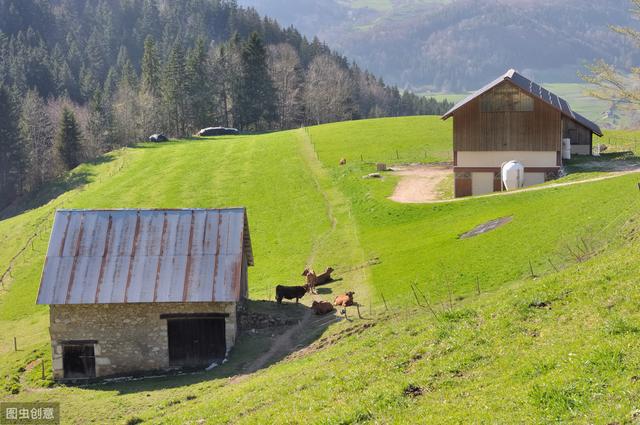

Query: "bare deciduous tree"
left=20, top=90, right=55, bottom=190
left=304, top=55, right=356, bottom=125
left=581, top=0, right=640, bottom=108
left=268, top=43, right=303, bottom=129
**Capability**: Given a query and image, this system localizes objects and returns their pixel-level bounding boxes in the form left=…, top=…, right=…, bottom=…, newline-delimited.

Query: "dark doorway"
left=63, top=343, right=96, bottom=379
left=167, top=318, right=226, bottom=367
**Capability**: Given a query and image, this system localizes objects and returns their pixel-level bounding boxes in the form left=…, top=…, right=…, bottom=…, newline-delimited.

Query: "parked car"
left=149, top=133, right=168, bottom=142
left=197, top=127, right=239, bottom=136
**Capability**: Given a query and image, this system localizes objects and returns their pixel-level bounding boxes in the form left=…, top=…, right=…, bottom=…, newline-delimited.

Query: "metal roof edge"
left=441, top=69, right=602, bottom=136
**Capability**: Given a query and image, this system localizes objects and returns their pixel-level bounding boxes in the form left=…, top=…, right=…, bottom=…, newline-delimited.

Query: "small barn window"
left=480, top=85, right=533, bottom=112
left=62, top=343, right=96, bottom=379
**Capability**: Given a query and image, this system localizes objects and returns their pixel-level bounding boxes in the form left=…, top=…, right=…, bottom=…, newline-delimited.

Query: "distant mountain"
left=240, top=0, right=637, bottom=92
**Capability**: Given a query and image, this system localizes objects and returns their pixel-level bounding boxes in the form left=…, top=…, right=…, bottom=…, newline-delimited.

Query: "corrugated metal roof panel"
left=442, top=69, right=603, bottom=137
left=36, top=208, right=253, bottom=305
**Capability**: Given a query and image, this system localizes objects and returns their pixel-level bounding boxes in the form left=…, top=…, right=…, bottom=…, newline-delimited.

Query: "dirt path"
left=388, top=164, right=452, bottom=203
left=230, top=129, right=364, bottom=383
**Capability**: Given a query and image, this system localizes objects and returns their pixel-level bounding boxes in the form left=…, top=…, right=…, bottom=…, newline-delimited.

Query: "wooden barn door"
left=63, top=343, right=96, bottom=379
left=167, top=318, right=226, bottom=367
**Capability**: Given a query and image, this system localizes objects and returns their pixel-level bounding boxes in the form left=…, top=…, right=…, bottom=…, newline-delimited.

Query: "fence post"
left=381, top=292, right=389, bottom=312
left=529, top=259, right=535, bottom=278
left=14, top=337, right=17, bottom=352
left=41, top=360, right=45, bottom=380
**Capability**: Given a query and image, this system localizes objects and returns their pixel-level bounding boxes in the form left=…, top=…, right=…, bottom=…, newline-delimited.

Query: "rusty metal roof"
left=442, top=69, right=603, bottom=136
left=36, top=208, right=253, bottom=305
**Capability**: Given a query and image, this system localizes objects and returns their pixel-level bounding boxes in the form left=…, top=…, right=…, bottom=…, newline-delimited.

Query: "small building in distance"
left=442, top=69, right=603, bottom=197
left=36, top=208, right=253, bottom=380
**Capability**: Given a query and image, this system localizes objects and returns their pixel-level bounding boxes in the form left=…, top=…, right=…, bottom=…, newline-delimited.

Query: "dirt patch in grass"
left=460, top=216, right=513, bottom=239
left=388, top=164, right=452, bottom=203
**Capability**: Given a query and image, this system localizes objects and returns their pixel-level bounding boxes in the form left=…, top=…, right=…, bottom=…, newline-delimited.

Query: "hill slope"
left=240, top=0, right=636, bottom=91
left=1, top=117, right=640, bottom=423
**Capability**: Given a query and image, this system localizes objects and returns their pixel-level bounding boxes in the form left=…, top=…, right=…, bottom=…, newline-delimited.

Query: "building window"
left=480, top=85, right=533, bottom=112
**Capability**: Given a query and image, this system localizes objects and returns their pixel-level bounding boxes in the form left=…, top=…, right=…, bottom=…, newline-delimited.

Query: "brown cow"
left=301, top=268, right=318, bottom=294
left=334, top=291, right=355, bottom=307
left=315, top=267, right=335, bottom=286
left=311, top=300, right=334, bottom=315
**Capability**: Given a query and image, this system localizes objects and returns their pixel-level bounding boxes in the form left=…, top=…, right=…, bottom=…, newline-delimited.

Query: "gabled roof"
left=441, top=69, right=603, bottom=136
left=37, top=208, right=253, bottom=305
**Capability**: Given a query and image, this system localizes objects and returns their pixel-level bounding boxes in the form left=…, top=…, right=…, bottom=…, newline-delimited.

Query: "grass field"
left=2, top=116, right=640, bottom=423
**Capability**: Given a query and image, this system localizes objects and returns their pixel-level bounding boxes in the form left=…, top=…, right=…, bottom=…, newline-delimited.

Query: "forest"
left=0, top=0, right=452, bottom=208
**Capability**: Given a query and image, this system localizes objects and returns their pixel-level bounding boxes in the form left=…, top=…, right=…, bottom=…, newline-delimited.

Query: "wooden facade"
left=453, top=81, right=562, bottom=153
left=443, top=69, right=602, bottom=198
left=562, top=116, right=593, bottom=146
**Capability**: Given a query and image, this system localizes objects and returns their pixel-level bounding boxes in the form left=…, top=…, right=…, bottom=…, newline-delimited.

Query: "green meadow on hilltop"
left=1, top=116, right=640, bottom=423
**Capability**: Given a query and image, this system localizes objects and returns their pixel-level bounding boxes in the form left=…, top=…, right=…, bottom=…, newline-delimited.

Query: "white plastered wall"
left=471, top=172, right=494, bottom=196
left=457, top=151, right=557, bottom=168
left=571, top=145, right=591, bottom=155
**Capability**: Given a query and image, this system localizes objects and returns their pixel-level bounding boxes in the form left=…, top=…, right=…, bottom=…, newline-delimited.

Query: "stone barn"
left=442, top=69, right=603, bottom=197
left=36, top=208, right=253, bottom=380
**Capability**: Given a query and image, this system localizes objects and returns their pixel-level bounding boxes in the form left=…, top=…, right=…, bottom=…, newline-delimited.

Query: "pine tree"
left=0, top=85, right=25, bottom=205
left=162, top=41, right=187, bottom=136
left=55, top=107, right=82, bottom=170
left=185, top=38, right=213, bottom=131
left=237, top=32, right=277, bottom=130
left=141, top=35, right=161, bottom=97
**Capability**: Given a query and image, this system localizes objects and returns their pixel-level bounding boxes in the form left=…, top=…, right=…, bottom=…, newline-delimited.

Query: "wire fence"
left=601, top=136, right=640, bottom=155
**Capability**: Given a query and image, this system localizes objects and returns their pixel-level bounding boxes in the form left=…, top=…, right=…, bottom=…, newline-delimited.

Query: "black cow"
left=275, top=285, right=307, bottom=304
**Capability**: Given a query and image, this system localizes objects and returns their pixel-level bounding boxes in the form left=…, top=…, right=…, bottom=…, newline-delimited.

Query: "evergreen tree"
left=0, top=85, right=25, bottom=205
left=141, top=35, right=161, bottom=96
left=55, top=107, right=82, bottom=170
left=237, top=32, right=277, bottom=130
left=185, top=38, right=212, bottom=131
left=162, top=41, right=187, bottom=136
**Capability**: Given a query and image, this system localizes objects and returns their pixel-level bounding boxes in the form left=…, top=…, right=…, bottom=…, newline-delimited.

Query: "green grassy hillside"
left=2, top=116, right=640, bottom=423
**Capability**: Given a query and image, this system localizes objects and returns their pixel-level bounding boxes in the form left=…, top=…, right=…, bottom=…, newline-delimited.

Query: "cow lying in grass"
left=314, top=267, right=335, bottom=286
left=311, top=300, right=334, bottom=315
left=275, top=284, right=309, bottom=304
left=334, top=291, right=355, bottom=307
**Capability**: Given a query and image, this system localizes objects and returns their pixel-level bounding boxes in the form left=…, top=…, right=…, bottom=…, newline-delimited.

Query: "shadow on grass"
left=0, top=155, right=117, bottom=221
left=563, top=151, right=640, bottom=174
left=69, top=299, right=335, bottom=395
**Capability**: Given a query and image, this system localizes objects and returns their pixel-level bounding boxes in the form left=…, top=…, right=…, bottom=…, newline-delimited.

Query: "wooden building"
left=442, top=69, right=602, bottom=197
left=36, top=208, right=253, bottom=380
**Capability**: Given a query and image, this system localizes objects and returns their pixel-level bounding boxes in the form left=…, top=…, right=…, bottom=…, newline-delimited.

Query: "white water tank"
left=562, top=138, right=571, bottom=160
left=501, top=160, right=525, bottom=191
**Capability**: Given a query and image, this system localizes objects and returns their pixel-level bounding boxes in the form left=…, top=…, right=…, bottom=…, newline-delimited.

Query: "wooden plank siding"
left=562, top=116, right=593, bottom=146
left=453, top=81, right=562, bottom=152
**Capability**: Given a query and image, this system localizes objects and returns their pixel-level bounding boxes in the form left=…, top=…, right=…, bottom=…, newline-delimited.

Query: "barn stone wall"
left=49, top=302, right=237, bottom=379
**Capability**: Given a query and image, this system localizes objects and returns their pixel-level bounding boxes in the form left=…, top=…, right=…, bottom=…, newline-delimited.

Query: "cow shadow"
left=76, top=299, right=339, bottom=395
